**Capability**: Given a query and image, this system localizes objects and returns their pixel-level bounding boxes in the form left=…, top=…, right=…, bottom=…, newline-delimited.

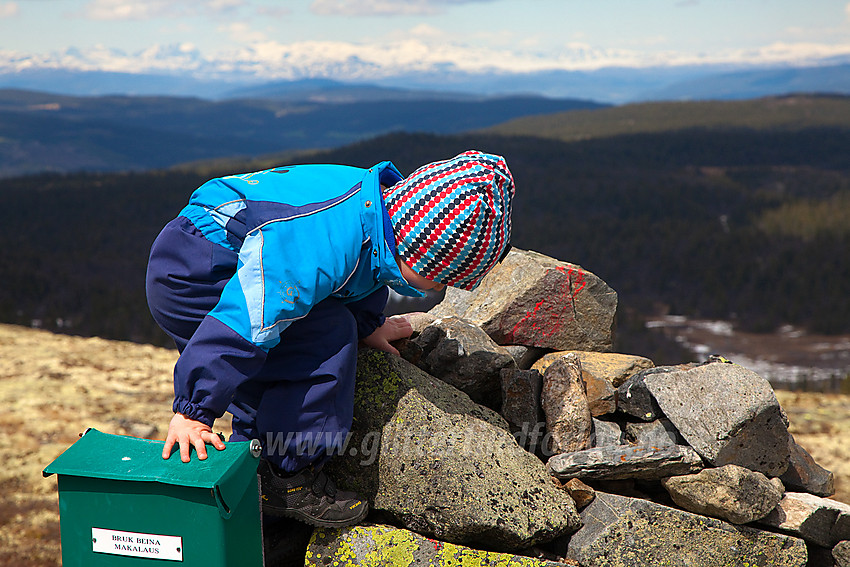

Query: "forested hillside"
left=485, top=95, right=850, bottom=141
left=2, top=97, right=848, bottom=364
left=0, top=89, right=603, bottom=178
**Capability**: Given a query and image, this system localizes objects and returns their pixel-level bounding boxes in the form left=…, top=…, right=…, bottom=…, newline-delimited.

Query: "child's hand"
left=162, top=413, right=226, bottom=462
left=361, top=316, right=414, bottom=356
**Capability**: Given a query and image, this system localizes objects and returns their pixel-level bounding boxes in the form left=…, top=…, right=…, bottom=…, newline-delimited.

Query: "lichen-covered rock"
left=834, top=540, right=850, bottom=567
left=305, top=524, right=573, bottom=566
left=568, top=492, right=808, bottom=567
left=430, top=249, right=617, bottom=351
left=661, top=465, right=785, bottom=524
left=325, top=349, right=508, bottom=500
left=329, top=350, right=580, bottom=552
left=375, top=392, right=581, bottom=551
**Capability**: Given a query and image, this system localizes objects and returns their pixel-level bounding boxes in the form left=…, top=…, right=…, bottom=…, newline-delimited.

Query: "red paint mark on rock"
left=504, top=266, right=588, bottom=345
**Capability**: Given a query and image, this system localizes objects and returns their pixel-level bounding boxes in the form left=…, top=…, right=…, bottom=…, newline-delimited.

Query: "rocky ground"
left=0, top=323, right=847, bottom=567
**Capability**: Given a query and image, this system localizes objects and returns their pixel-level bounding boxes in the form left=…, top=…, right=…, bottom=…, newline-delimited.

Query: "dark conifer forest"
left=2, top=98, right=848, bottom=364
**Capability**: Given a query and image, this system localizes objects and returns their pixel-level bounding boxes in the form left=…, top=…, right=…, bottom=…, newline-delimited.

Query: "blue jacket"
left=172, top=161, right=423, bottom=425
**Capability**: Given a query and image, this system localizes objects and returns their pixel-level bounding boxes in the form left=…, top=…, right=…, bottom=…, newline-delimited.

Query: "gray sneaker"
left=257, top=459, right=368, bottom=527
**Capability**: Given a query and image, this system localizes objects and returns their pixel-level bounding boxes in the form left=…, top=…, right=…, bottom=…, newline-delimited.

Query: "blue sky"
left=2, top=0, right=850, bottom=77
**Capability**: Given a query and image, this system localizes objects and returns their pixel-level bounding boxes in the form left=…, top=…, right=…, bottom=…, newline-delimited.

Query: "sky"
left=2, top=0, right=850, bottom=78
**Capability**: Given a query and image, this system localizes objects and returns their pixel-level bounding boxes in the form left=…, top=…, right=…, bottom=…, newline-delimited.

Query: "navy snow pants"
left=145, top=216, right=358, bottom=472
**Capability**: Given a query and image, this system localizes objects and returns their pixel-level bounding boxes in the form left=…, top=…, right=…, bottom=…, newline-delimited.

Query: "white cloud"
left=846, top=2, right=850, bottom=21
left=219, top=22, right=268, bottom=44
left=83, top=0, right=244, bottom=21
left=0, top=2, right=19, bottom=18
left=310, top=0, right=495, bottom=17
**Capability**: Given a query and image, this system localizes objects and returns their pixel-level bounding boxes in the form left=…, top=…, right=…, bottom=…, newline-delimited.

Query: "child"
left=145, top=150, right=514, bottom=527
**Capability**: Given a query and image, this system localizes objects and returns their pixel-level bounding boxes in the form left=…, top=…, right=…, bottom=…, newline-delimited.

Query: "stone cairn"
left=267, top=248, right=846, bottom=567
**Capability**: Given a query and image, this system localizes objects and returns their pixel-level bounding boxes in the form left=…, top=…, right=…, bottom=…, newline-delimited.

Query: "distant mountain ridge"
left=0, top=89, right=604, bottom=178
left=3, top=60, right=850, bottom=103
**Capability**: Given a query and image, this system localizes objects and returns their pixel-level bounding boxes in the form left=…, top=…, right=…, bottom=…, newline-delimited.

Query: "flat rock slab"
left=533, top=351, right=654, bottom=388
left=640, top=362, right=792, bottom=476
left=306, top=524, right=574, bottom=566
left=430, top=248, right=617, bottom=351
left=547, top=443, right=704, bottom=481
left=568, top=492, right=808, bottom=567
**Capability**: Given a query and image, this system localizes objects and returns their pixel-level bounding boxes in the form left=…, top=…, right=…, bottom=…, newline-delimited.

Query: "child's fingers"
left=207, top=431, right=227, bottom=451
left=162, top=435, right=176, bottom=460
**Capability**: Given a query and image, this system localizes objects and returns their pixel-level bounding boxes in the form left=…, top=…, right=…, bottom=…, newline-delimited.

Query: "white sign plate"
left=92, top=527, right=183, bottom=561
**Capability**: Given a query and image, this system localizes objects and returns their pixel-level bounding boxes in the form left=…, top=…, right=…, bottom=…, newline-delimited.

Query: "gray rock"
left=781, top=433, right=835, bottom=497
left=661, top=464, right=785, bottom=524
left=548, top=443, right=704, bottom=481
left=642, top=361, right=792, bottom=476
left=375, top=389, right=581, bottom=551
left=615, top=368, right=666, bottom=421
left=625, top=419, right=685, bottom=447
left=409, top=316, right=516, bottom=409
left=430, top=248, right=617, bottom=352
left=567, top=492, right=808, bottom=567
left=834, top=540, right=850, bottom=567
left=500, top=368, right=543, bottom=434
left=305, top=524, right=573, bottom=566
left=761, top=492, right=850, bottom=548
left=325, top=349, right=509, bottom=501
left=541, top=353, right=592, bottom=454
left=590, top=418, right=625, bottom=448
left=333, top=351, right=581, bottom=552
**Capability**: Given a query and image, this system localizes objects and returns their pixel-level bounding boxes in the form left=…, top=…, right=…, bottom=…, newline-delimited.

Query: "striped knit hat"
left=384, top=150, right=514, bottom=291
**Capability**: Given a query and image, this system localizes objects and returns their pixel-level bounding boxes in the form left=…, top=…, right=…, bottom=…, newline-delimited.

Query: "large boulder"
left=430, top=249, right=617, bottom=351
left=661, top=465, right=785, bottom=524
left=328, top=350, right=581, bottom=552
left=305, top=524, right=572, bottom=566
left=628, top=361, right=792, bottom=476
left=567, top=492, right=808, bottom=567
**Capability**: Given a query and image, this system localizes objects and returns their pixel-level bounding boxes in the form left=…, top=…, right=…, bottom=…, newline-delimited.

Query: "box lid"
left=43, top=428, right=260, bottom=518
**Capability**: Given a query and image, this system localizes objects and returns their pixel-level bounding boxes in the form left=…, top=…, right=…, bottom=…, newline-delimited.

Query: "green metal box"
left=43, top=428, right=263, bottom=566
